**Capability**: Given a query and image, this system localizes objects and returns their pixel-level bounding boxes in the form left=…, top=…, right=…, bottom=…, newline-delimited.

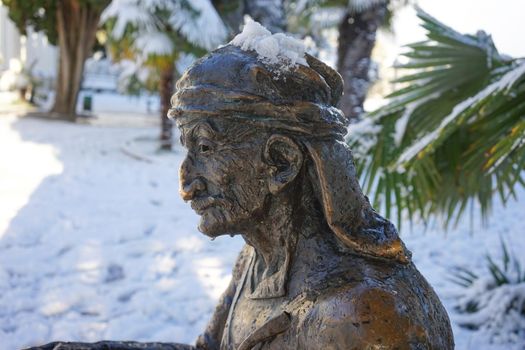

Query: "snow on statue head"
left=229, top=19, right=308, bottom=69
left=169, top=22, right=410, bottom=263
left=26, top=21, right=454, bottom=350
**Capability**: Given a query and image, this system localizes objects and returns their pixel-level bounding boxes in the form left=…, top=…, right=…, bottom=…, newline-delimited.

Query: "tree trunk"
left=212, top=0, right=286, bottom=37
left=212, top=0, right=245, bottom=34
left=160, top=63, right=175, bottom=150
left=337, top=2, right=388, bottom=122
left=244, top=0, right=286, bottom=32
left=51, top=0, right=109, bottom=121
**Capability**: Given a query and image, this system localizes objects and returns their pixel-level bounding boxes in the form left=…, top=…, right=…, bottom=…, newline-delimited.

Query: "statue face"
left=178, top=118, right=271, bottom=237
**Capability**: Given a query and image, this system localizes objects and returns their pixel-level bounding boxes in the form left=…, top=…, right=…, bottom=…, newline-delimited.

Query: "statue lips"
left=190, top=196, right=228, bottom=215
left=190, top=197, right=216, bottom=214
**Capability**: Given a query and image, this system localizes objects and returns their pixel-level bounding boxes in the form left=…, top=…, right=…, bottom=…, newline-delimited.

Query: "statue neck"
left=241, top=184, right=324, bottom=299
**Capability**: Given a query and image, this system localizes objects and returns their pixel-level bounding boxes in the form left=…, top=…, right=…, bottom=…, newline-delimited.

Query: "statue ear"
left=263, top=135, right=304, bottom=195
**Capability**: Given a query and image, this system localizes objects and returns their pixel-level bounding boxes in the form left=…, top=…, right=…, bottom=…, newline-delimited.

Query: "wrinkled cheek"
left=207, top=157, right=236, bottom=186
left=204, top=152, right=267, bottom=223
left=230, top=178, right=268, bottom=216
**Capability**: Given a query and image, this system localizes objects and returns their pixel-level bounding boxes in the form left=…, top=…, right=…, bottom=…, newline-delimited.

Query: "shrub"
left=450, top=238, right=525, bottom=343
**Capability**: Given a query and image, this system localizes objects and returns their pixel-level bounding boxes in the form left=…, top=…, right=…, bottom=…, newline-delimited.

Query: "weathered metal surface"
left=28, top=45, right=453, bottom=350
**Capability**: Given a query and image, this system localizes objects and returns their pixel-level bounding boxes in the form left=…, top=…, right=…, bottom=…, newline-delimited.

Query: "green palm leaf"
left=348, top=6, right=525, bottom=228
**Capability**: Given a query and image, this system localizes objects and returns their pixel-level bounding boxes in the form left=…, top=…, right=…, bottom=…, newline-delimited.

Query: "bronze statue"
left=29, top=43, right=453, bottom=350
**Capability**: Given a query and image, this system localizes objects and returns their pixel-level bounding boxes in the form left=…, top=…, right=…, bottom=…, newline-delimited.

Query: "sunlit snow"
left=0, top=111, right=523, bottom=349
left=230, top=19, right=308, bottom=69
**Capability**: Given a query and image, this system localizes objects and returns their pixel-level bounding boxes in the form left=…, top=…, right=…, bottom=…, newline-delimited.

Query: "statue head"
left=170, top=44, right=410, bottom=263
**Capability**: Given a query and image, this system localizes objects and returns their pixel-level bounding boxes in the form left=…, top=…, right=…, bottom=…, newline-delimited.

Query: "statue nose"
left=180, top=155, right=206, bottom=201
left=180, top=178, right=206, bottom=201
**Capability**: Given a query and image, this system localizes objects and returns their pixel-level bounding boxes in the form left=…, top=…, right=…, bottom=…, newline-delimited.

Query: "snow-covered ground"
left=0, top=113, right=524, bottom=349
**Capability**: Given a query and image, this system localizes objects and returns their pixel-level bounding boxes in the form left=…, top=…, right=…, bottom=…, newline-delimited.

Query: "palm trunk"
left=51, top=0, right=109, bottom=121
left=244, top=0, right=286, bottom=33
left=337, top=2, right=387, bottom=122
left=160, top=63, right=175, bottom=150
left=212, top=0, right=286, bottom=38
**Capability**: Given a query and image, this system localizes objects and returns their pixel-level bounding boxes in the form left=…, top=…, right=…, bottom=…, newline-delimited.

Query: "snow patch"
left=455, top=279, right=525, bottom=344
left=0, top=111, right=523, bottom=348
left=230, top=19, right=308, bottom=70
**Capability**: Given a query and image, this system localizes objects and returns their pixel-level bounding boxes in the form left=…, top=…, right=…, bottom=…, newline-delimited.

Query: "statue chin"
left=195, top=204, right=255, bottom=239
left=198, top=226, right=239, bottom=239
left=197, top=210, right=234, bottom=238
left=198, top=223, right=243, bottom=240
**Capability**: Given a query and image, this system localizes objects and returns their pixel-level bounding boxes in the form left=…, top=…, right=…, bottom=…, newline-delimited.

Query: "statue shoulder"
left=299, top=283, right=432, bottom=349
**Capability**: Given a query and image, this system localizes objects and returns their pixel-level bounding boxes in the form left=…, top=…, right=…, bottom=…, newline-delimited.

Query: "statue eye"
left=197, top=140, right=213, bottom=154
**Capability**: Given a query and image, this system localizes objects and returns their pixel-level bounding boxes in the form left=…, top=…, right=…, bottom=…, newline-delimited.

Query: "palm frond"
left=169, top=0, right=228, bottom=50
left=101, top=0, right=227, bottom=56
left=349, top=6, right=525, bottom=228
left=347, top=0, right=387, bottom=13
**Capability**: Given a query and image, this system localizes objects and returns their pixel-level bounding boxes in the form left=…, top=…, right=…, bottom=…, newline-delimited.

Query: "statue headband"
left=169, top=46, right=348, bottom=139
left=170, top=45, right=410, bottom=264
left=169, top=86, right=347, bottom=139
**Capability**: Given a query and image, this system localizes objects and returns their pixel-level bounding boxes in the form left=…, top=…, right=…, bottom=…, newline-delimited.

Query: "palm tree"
left=347, top=7, right=525, bottom=229
left=102, top=0, right=227, bottom=150
left=286, top=0, right=413, bottom=122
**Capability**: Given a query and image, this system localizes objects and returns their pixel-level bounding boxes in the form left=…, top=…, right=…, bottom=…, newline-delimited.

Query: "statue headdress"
left=169, top=44, right=410, bottom=264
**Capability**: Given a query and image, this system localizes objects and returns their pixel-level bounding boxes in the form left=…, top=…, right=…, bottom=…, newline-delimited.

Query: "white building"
left=0, top=4, right=57, bottom=79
